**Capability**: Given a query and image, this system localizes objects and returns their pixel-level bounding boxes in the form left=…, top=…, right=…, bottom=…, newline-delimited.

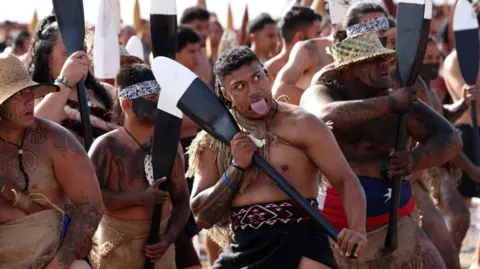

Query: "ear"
left=249, top=33, right=256, bottom=42
left=121, top=99, right=133, bottom=114
left=220, top=86, right=232, bottom=103
left=292, top=32, right=304, bottom=44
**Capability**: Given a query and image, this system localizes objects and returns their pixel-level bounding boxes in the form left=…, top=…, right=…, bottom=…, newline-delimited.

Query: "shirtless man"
left=273, top=1, right=391, bottom=105
left=0, top=53, right=104, bottom=268
left=301, top=32, right=462, bottom=268
left=88, top=64, right=190, bottom=269
left=188, top=46, right=367, bottom=269
left=264, top=6, right=322, bottom=83
left=180, top=6, right=213, bottom=87
left=247, top=13, right=279, bottom=62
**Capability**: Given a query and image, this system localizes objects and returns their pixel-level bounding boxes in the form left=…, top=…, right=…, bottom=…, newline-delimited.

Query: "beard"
left=131, top=98, right=157, bottom=125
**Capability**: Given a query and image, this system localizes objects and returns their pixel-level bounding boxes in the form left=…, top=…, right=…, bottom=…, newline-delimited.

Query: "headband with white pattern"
left=346, top=17, right=390, bottom=37
left=118, top=80, right=161, bottom=100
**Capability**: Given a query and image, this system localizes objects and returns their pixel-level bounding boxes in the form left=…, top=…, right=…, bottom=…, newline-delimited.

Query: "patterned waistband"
left=230, top=199, right=318, bottom=231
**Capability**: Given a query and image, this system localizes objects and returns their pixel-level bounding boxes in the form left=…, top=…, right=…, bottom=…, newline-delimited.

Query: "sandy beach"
left=460, top=198, right=480, bottom=268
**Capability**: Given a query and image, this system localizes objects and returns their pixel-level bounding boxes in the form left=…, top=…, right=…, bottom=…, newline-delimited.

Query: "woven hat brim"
left=0, top=81, right=59, bottom=106
left=317, top=50, right=397, bottom=84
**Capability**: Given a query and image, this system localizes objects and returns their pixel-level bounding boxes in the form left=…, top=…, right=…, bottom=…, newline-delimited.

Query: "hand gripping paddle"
left=151, top=56, right=359, bottom=259
left=453, top=0, right=480, bottom=164
left=144, top=1, right=178, bottom=268
left=52, top=0, right=93, bottom=150
left=385, top=0, right=431, bottom=251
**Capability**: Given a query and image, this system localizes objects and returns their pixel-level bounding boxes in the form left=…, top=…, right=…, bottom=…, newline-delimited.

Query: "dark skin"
left=88, top=94, right=190, bottom=263
left=0, top=89, right=104, bottom=269
left=191, top=61, right=368, bottom=264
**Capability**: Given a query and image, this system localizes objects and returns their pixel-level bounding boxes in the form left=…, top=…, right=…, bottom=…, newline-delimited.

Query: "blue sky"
left=1, top=0, right=454, bottom=29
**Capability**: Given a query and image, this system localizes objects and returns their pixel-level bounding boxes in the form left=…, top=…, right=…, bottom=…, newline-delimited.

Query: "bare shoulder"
left=443, top=50, right=458, bottom=70
left=301, top=83, right=342, bottom=107
left=34, top=117, right=86, bottom=156
left=88, top=129, right=122, bottom=155
left=278, top=103, right=329, bottom=133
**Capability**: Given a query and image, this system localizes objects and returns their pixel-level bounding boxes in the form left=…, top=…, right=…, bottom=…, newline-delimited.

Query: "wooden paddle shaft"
left=76, top=79, right=93, bottom=150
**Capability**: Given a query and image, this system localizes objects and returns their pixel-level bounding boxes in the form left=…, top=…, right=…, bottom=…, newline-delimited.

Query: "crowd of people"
left=1, top=0, right=480, bottom=268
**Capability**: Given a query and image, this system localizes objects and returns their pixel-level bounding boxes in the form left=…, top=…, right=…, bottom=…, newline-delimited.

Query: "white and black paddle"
left=144, top=1, right=179, bottom=268
left=454, top=0, right=480, bottom=164
left=151, top=56, right=358, bottom=258
left=52, top=0, right=93, bottom=150
left=386, top=0, right=431, bottom=251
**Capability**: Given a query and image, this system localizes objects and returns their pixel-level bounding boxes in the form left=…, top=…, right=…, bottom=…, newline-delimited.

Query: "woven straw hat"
left=0, top=53, right=58, bottom=106
left=317, top=32, right=397, bottom=83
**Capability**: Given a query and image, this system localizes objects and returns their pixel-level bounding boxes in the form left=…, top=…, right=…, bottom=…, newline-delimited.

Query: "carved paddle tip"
left=152, top=57, right=197, bottom=118
left=150, top=0, right=177, bottom=15
left=453, top=0, right=479, bottom=31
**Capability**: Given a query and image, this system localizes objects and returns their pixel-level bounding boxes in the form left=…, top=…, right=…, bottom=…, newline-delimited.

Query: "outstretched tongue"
left=250, top=99, right=268, bottom=115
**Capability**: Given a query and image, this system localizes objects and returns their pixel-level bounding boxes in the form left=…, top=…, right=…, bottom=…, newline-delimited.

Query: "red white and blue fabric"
left=318, top=176, right=415, bottom=230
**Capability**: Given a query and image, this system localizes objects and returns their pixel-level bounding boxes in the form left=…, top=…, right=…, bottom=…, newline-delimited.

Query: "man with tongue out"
left=187, top=46, right=367, bottom=269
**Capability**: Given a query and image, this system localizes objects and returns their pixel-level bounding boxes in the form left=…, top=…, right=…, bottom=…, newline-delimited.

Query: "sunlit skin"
left=424, top=43, right=442, bottom=64
left=188, top=19, right=210, bottom=47
left=251, top=24, right=279, bottom=60
left=175, top=42, right=201, bottom=72
left=220, top=62, right=274, bottom=119
left=0, top=89, right=35, bottom=129
left=209, top=21, right=223, bottom=48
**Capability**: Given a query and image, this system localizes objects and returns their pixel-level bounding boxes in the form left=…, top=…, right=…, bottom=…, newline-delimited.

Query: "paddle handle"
left=252, top=153, right=358, bottom=259
left=76, top=79, right=93, bottom=150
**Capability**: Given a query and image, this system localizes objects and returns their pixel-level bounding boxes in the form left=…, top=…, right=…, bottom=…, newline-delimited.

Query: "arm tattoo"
left=321, top=96, right=393, bottom=130
left=53, top=128, right=85, bottom=156
left=408, top=102, right=462, bottom=171
left=89, top=141, right=110, bottom=189
left=57, top=198, right=103, bottom=265
left=190, top=166, right=243, bottom=227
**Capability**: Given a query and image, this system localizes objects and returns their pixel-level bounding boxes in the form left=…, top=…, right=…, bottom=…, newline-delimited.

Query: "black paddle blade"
left=152, top=57, right=363, bottom=258
left=454, top=0, right=479, bottom=86
left=150, top=0, right=177, bottom=58
left=395, top=0, right=428, bottom=87
left=52, top=0, right=85, bottom=53
left=52, top=0, right=93, bottom=150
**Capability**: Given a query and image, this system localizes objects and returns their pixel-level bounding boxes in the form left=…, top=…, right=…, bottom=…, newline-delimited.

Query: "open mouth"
left=25, top=112, right=33, bottom=117
left=249, top=98, right=269, bottom=115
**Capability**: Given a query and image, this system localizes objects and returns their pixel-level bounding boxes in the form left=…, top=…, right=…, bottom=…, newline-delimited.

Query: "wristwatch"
left=55, top=76, right=73, bottom=89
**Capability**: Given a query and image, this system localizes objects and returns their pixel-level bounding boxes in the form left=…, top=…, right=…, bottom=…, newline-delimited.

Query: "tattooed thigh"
left=406, top=229, right=447, bottom=269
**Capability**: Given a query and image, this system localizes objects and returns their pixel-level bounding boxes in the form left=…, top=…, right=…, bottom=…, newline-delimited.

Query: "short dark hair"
left=180, top=6, right=210, bottom=24
left=13, top=31, right=30, bottom=50
left=344, top=1, right=389, bottom=27
left=213, top=46, right=263, bottom=108
left=113, top=64, right=156, bottom=125
left=388, top=17, right=396, bottom=28
left=177, top=25, right=200, bottom=52
left=278, top=6, right=322, bottom=44
left=248, top=13, right=276, bottom=34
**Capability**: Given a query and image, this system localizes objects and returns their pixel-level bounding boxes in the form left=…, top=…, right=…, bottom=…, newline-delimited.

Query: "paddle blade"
left=453, top=0, right=479, bottom=85
left=94, top=0, right=120, bottom=79
left=150, top=0, right=177, bottom=58
left=52, top=0, right=85, bottom=54
left=395, top=0, right=429, bottom=86
left=126, top=36, right=145, bottom=61
left=152, top=56, right=240, bottom=144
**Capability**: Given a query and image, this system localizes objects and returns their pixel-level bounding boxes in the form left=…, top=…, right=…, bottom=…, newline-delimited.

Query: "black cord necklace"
left=123, top=127, right=150, bottom=153
left=0, top=129, right=29, bottom=192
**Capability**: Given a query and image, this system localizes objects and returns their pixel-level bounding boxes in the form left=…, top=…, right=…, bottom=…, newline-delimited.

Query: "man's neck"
left=250, top=44, right=268, bottom=61
left=123, top=119, right=153, bottom=145
left=0, top=121, right=25, bottom=143
left=277, top=42, right=293, bottom=60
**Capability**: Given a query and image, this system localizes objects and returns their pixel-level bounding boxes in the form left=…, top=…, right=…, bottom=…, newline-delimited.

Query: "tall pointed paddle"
left=144, top=1, right=178, bottom=268
left=385, top=0, right=431, bottom=251
left=52, top=0, right=93, bottom=150
left=453, top=0, right=480, bottom=164
left=151, top=56, right=358, bottom=258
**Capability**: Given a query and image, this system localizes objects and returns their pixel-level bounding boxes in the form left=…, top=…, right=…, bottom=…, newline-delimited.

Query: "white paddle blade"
left=453, top=0, right=479, bottom=31
left=398, top=0, right=424, bottom=4
left=126, top=36, right=145, bottom=60
left=94, top=0, right=120, bottom=79
left=111, top=0, right=121, bottom=34
left=328, top=0, right=360, bottom=25
left=151, top=0, right=176, bottom=15
left=152, top=57, right=197, bottom=118
left=424, top=0, right=432, bottom=19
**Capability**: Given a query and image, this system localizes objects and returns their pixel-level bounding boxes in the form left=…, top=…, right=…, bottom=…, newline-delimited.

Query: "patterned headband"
left=118, top=80, right=161, bottom=100
left=346, top=17, right=390, bottom=37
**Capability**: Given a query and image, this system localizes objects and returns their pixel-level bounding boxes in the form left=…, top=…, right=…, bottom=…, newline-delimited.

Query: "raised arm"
left=300, top=84, right=395, bottom=131
left=49, top=121, right=104, bottom=267
left=407, top=101, right=463, bottom=171
left=272, top=41, right=312, bottom=105
left=300, top=112, right=367, bottom=256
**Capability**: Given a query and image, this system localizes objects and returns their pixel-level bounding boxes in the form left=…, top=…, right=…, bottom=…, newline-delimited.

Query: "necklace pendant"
left=18, top=149, right=23, bottom=155
left=87, top=101, right=92, bottom=107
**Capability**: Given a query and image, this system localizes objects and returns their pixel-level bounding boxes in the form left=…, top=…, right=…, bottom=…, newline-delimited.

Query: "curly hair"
left=25, top=15, right=113, bottom=110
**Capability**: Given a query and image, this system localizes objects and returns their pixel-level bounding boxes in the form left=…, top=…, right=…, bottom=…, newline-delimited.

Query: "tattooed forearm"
left=56, top=199, right=103, bottom=265
left=443, top=99, right=469, bottom=123
left=191, top=166, right=243, bottom=228
left=409, top=102, right=462, bottom=171
left=320, top=96, right=392, bottom=130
